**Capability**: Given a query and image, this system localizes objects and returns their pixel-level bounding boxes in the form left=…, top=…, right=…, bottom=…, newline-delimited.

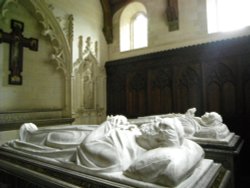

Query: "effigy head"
left=201, top=112, right=223, bottom=126
left=137, top=117, right=184, bottom=149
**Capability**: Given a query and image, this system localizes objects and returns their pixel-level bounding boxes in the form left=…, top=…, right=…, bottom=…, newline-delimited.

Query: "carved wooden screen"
left=148, top=67, right=173, bottom=115
left=106, top=35, right=250, bottom=124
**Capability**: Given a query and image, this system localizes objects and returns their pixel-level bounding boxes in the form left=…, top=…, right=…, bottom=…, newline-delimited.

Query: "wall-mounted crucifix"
left=0, top=19, right=38, bottom=85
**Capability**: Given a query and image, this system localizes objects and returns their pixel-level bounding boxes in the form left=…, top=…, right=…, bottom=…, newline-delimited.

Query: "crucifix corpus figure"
left=0, top=19, right=38, bottom=85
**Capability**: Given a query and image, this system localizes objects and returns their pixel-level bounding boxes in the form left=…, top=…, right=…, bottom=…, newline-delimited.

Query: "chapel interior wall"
left=0, top=0, right=107, bottom=143
left=109, top=0, right=250, bottom=60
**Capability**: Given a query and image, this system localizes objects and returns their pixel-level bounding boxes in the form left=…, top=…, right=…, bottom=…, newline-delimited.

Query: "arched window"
left=120, top=2, right=148, bottom=52
left=207, top=0, right=250, bottom=33
left=131, top=13, right=148, bottom=49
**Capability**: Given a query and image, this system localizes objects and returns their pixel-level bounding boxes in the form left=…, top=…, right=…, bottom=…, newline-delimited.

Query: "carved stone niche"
left=72, top=37, right=104, bottom=124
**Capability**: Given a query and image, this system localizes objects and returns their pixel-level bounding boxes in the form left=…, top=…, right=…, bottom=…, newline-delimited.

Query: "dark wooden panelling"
left=106, top=35, right=250, bottom=119
left=148, top=67, right=173, bottom=114
left=105, top=35, right=250, bottom=175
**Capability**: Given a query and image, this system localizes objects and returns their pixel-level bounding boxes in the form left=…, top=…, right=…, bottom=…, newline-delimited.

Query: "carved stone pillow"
left=124, top=139, right=204, bottom=187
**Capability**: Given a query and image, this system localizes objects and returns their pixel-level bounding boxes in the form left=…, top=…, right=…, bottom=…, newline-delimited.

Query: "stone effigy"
left=129, top=108, right=242, bottom=188
left=130, top=108, right=232, bottom=142
left=124, top=117, right=204, bottom=186
left=1, top=115, right=205, bottom=187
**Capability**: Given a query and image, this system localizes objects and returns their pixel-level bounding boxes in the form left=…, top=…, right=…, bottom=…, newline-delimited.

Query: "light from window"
left=132, top=13, right=148, bottom=49
left=207, top=0, right=250, bottom=33
left=120, top=23, right=130, bottom=52
left=120, top=2, right=148, bottom=52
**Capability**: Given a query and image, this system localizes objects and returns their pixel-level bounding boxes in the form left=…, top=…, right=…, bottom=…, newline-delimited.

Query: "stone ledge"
left=0, top=117, right=75, bottom=131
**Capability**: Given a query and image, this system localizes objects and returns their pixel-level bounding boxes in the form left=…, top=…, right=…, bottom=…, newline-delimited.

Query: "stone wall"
left=109, top=0, right=250, bottom=60
left=0, top=0, right=108, bottom=143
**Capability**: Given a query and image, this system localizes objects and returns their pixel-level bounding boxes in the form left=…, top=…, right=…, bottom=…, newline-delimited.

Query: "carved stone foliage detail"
left=1, top=0, right=73, bottom=75
left=27, top=0, right=73, bottom=75
left=0, top=0, right=18, bottom=21
left=0, top=0, right=73, bottom=118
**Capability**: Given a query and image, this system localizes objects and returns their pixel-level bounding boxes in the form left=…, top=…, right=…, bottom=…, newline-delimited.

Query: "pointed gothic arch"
left=0, top=0, right=73, bottom=117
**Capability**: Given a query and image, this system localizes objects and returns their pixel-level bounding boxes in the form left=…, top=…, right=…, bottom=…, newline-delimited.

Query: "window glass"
left=132, top=13, right=148, bottom=49
left=207, top=0, right=250, bottom=33
left=120, top=2, right=148, bottom=52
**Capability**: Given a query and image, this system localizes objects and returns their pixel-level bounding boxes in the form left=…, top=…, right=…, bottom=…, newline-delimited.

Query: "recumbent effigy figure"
left=132, top=107, right=231, bottom=140
left=2, top=115, right=204, bottom=187
left=192, top=109, right=230, bottom=139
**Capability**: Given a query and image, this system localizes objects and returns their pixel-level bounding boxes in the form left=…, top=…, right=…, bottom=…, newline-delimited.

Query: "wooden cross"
left=0, top=19, right=38, bottom=85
